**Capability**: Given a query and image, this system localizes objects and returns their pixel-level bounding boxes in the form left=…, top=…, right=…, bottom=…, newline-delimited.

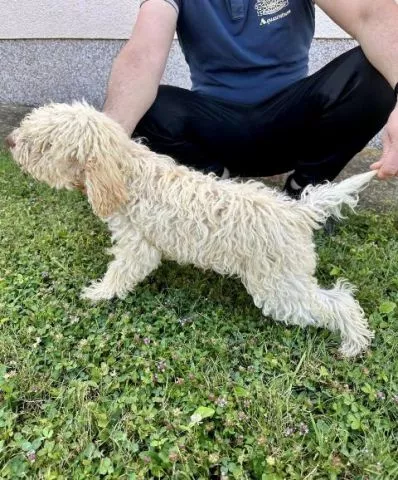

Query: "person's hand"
left=370, top=105, right=398, bottom=179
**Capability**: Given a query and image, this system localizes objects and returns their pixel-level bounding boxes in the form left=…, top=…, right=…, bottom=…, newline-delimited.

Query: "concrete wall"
left=0, top=0, right=354, bottom=108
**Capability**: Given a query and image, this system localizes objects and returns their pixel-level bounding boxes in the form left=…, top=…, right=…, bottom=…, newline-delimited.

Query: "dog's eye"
left=41, top=142, right=52, bottom=153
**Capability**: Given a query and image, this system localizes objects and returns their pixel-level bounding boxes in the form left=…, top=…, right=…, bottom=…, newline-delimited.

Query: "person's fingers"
left=370, top=161, right=382, bottom=170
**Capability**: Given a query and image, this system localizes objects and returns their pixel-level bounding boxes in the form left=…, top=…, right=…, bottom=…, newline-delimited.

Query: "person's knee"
left=326, top=47, right=396, bottom=121
left=354, top=50, right=396, bottom=120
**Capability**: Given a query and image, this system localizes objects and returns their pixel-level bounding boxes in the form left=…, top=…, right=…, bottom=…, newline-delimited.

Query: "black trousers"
left=135, top=47, right=396, bottom=186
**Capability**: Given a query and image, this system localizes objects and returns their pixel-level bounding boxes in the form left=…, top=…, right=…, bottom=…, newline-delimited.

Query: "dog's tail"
left=296, top=171, right=377, bottom=227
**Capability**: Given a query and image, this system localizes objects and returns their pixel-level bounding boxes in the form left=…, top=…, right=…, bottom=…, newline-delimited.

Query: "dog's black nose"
left=5, top=134, right=16, bottom=149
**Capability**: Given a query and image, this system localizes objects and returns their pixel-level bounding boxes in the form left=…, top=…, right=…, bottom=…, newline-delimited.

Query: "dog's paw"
left=339, top=328, right=374, bottom=358
left=80, top=282, right=117, bottom=302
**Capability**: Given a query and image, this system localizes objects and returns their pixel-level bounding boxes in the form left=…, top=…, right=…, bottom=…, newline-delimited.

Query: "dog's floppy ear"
left=84, top=153, right=129, bottom=218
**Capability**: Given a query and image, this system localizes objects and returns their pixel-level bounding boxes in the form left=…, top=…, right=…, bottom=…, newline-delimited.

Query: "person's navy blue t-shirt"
left=141, top=0, right=315, bottom=104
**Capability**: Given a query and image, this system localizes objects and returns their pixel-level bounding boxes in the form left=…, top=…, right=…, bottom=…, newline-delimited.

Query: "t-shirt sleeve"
left=140, top=0, right=180, bottom=14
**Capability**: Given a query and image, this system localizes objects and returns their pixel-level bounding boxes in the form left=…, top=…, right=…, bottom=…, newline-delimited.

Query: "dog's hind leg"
left=243, top=271, right=318, bottom=324
left=275, top=279, right=373, bottom=357
left=81, top=229, right=161, bottom=302
left=246, top=273, right=373, bottom=357
left=312, top=280, right=374, bottom=357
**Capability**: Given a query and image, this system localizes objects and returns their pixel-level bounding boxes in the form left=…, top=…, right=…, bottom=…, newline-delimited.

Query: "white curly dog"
left=8, top=101, right=378, bottom=357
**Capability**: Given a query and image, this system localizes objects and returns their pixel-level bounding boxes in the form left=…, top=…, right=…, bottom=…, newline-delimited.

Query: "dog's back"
left=122, top=163, right=314, bottom=275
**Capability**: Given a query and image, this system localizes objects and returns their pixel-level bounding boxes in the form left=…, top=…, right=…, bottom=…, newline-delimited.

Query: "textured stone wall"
left=0, top=38, right=357, bottom=107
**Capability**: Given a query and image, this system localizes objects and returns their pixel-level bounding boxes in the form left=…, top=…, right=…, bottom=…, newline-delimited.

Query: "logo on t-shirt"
left=255, top=0, right=289, bottom=16
left=255, top=0, right=291, bottom=25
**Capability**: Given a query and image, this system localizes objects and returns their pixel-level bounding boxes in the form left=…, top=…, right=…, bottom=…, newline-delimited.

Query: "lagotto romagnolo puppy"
left=8, top=101, right=378, bottom=357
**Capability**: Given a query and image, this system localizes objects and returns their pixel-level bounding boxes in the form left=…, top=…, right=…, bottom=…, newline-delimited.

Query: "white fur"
left=9, top=101, right=377, bottom=357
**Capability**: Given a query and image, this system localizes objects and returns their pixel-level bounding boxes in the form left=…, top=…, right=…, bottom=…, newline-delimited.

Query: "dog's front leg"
left=81, top=229, right=161, bottom=302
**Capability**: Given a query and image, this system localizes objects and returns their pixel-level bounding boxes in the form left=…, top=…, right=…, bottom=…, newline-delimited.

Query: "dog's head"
left=7, top=101, right=134, bottom=217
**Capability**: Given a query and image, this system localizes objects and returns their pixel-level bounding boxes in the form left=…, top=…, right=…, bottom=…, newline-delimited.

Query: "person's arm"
left=102, top=0, right=178, bottom=136
left=316, top=0, right=398, bottom=179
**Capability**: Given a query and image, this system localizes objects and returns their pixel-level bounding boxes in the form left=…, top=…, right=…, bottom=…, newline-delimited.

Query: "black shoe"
left=283, top=174, right=304, bottom=200
left=203, top=164, right=230, bottom=179
left=284, top=175, right=337, bottom=235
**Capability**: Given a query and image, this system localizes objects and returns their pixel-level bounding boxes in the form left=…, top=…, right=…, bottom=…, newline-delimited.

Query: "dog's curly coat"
left=9, top=101, right=378, bottom=357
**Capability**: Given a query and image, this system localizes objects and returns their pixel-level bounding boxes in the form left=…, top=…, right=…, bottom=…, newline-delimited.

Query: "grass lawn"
left=0, top=149, right=397, bottom=479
